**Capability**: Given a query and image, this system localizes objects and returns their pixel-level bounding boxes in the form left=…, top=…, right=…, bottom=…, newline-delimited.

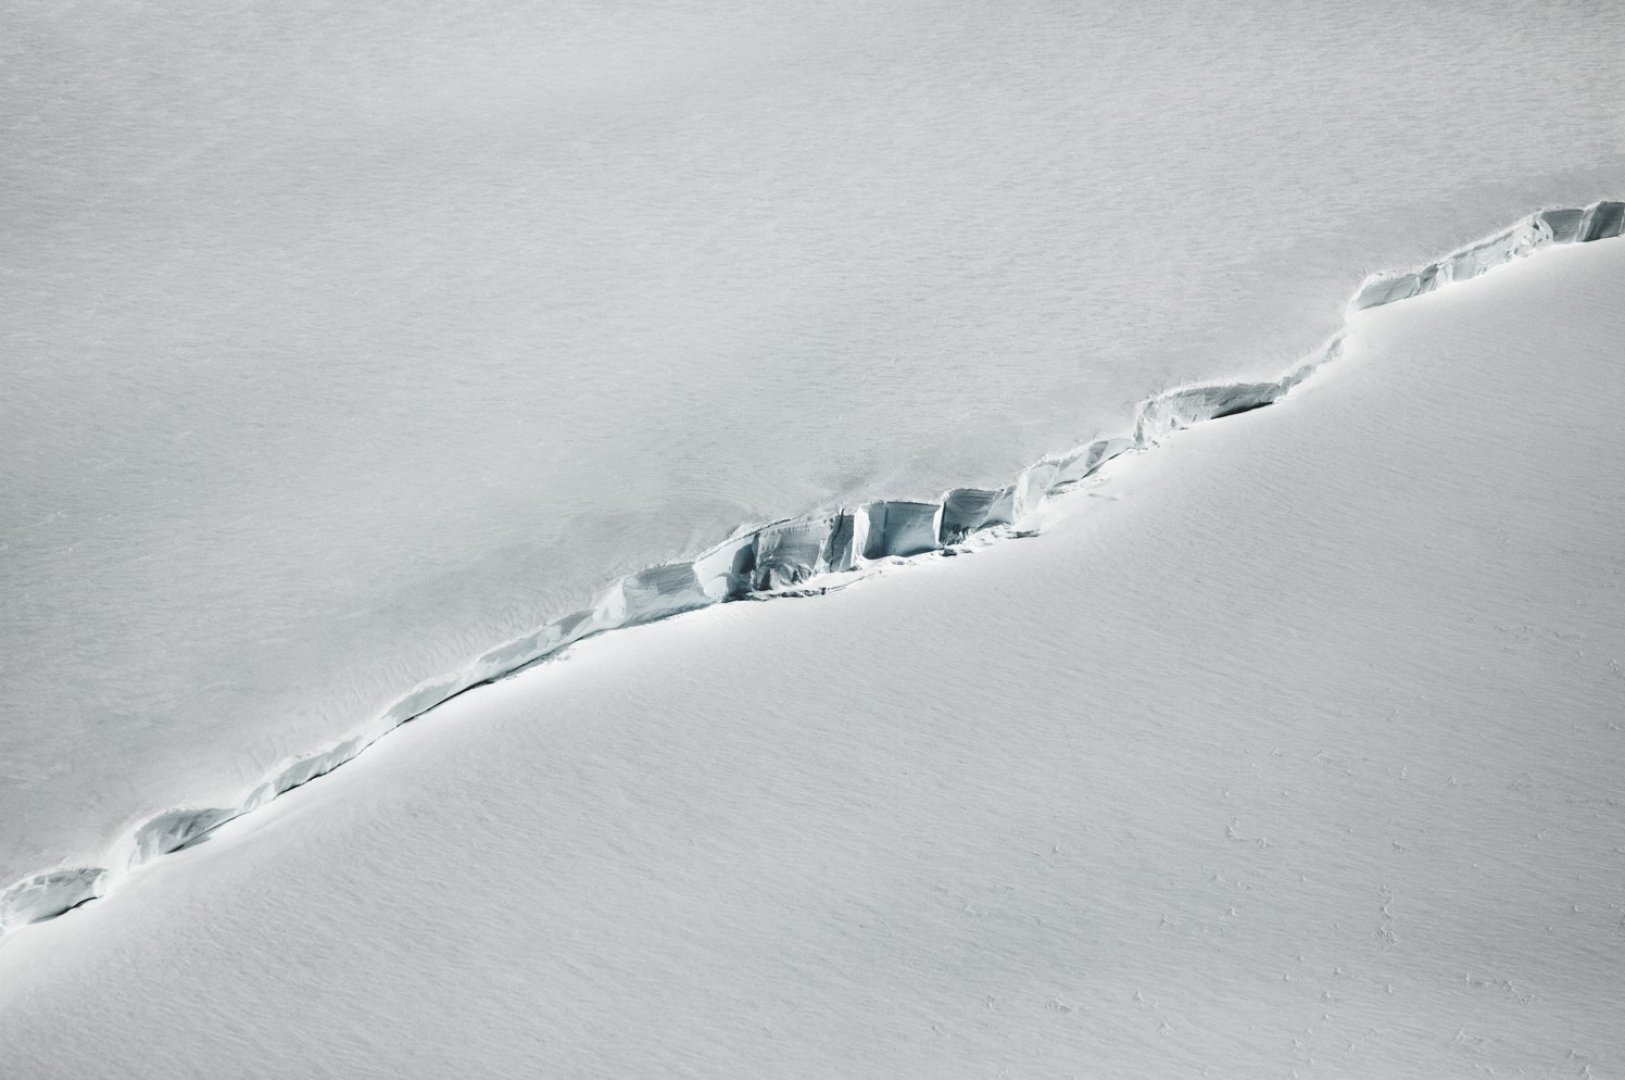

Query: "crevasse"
left=3, top=200, right=1620, bottom=938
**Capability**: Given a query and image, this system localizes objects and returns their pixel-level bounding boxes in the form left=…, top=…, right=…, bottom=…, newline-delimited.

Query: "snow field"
left=7, top=206, right=1617, bottom=938
left=1, top=227, right=1621, bottom=1078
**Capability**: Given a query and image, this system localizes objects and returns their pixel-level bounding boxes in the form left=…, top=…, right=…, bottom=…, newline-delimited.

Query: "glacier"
left=4, top=202, right=1619, bottom=938
left=4, top=231, right=1621, bottom=1078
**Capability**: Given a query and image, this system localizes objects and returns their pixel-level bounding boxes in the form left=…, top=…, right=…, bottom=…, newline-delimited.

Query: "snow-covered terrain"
left=2, top=217, right=1621, bottom=1077
left=3, top=202, right=1619, bottom=934
left=6, top=3, right=1625, bottom=1074
left=4, top=0, right=1624, bottom=895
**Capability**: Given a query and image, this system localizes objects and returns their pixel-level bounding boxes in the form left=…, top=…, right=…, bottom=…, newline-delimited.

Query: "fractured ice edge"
left=3, top=200, right=1621, bottom=937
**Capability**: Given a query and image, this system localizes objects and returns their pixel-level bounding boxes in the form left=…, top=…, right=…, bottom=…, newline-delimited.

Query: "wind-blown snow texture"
left=4, top=203, right=1617, bottom=937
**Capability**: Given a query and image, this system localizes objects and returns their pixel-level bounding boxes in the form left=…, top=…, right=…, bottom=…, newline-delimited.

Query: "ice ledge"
left=3, top=200, right=1619, bottom=938
left=1349, top=201, right=1622, bottom=311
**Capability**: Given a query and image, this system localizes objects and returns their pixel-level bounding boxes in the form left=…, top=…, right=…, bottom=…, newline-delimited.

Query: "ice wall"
left=4, top=201, right=1619, bottom=938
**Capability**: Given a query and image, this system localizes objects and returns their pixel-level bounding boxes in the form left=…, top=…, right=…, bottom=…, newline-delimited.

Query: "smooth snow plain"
left=4, top=0, right=1625, bottom=892
left=1, top=220, right=1621, bottom=1077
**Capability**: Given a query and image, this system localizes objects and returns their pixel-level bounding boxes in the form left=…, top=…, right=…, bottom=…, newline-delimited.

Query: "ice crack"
left=4, top=199, right=1620, bottom=939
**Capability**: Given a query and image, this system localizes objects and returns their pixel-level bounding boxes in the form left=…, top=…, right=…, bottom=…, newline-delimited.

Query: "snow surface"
left=1, top=219, right=1621, bottom=1077
left=4, top=0, right=1625, bottom=890
left=5, top=202, right=1614, bottom=930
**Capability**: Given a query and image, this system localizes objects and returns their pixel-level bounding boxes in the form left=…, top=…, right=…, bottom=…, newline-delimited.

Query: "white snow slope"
left=4, top=202, right=1618, bottom=935
left=1, top=220, right=1620, bottom=1076
left=4, top=0, right=1624, bottom=890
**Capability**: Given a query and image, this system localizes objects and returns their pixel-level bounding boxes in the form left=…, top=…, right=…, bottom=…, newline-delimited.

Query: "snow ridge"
left=3, top=200, right=1620, bottom=938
